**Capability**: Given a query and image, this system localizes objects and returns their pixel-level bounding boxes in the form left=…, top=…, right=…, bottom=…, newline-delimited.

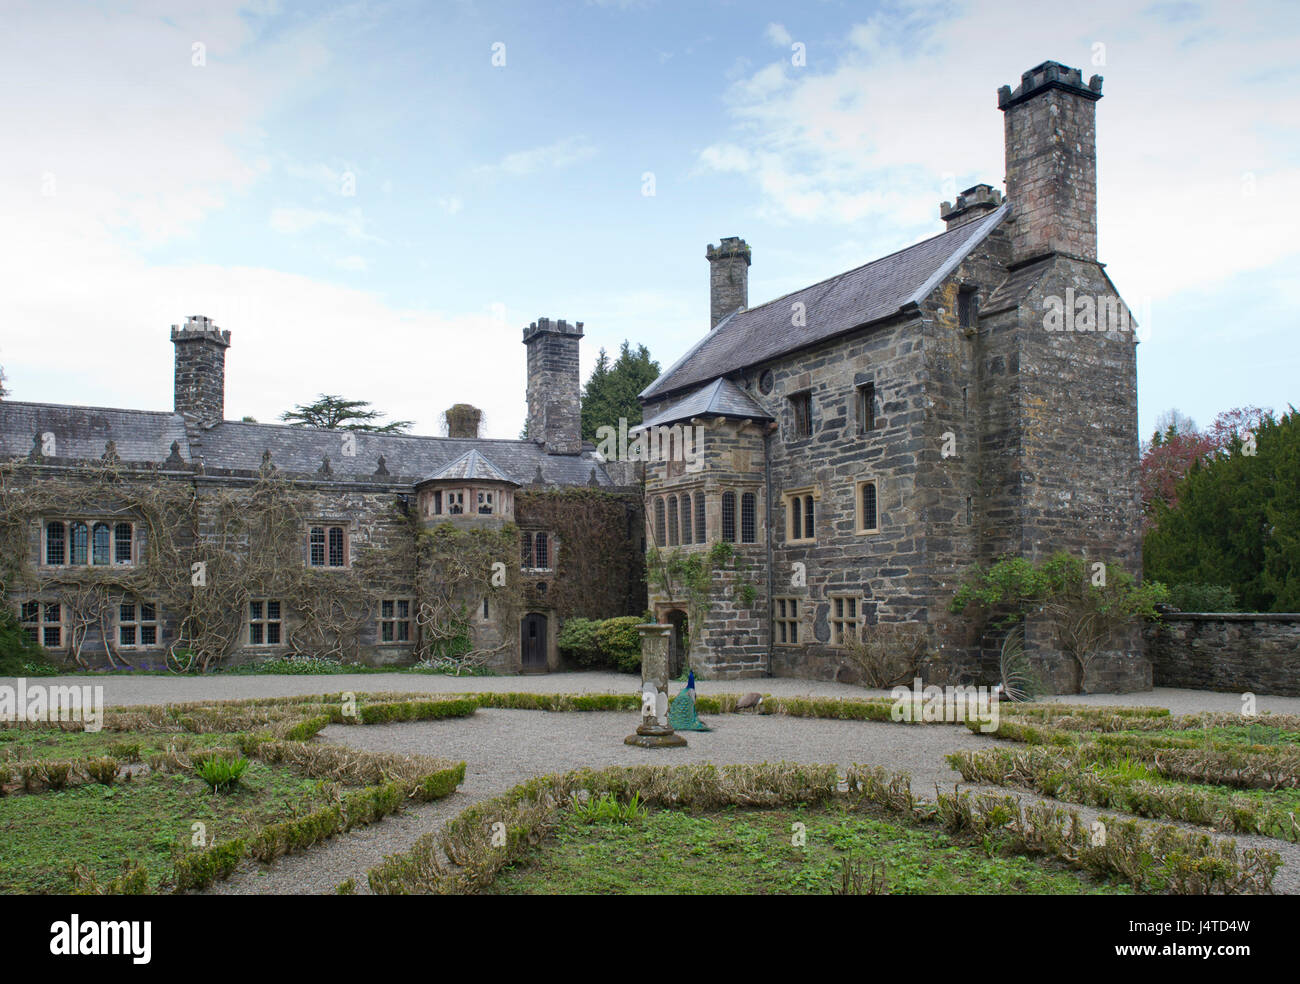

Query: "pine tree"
left=280, top=394, right=413, bottom=433
left=579, top=341, right=659, bottom=442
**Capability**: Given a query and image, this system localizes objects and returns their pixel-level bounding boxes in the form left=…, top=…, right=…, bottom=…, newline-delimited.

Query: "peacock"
left=668, top=669, right=712, bottom=732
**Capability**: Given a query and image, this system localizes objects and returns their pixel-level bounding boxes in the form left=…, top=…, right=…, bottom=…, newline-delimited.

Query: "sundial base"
left=625, top=731, right=688, bottom=749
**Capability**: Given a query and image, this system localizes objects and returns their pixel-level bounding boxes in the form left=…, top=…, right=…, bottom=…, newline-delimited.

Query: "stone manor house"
left=0, top=316, right=645, bottom=673
left=2, top=59, right=1145, bottom=692
left=640, top=61, right=1145, bottom=692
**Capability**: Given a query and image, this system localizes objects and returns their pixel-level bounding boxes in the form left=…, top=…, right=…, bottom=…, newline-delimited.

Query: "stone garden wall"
left=1145, top=614, right=1300, bottom=697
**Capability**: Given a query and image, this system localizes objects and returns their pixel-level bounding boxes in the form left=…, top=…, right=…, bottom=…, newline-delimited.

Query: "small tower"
left=999, top=61, right=1103, bottom=264
left=171, top=315, right=231, bottom=427
left=706, top=237, right=750, bottom=329
left=523, top=317, right=584, bottom=455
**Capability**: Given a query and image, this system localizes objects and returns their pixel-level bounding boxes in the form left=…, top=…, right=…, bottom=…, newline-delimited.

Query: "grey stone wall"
left=707, top=238, right=751, bottom=329
left=1146, top=614, right=1300, bottom=697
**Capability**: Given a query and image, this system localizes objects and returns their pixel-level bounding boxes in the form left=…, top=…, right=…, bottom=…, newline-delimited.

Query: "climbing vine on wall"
left=646, top=540, right=758, bottom=631
left=412, top=522, right=521, bottom=671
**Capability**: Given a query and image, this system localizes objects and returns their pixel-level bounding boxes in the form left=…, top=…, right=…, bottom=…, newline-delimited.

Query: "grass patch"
left=491, top=803, right=1133, bottom=895
left=0, top=759, right=334, bottom=893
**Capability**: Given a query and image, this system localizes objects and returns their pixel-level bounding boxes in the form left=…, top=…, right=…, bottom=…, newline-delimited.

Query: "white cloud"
left=334, top=255, right=368, bottom=272
left=697, top=0, right=1300, bottom=300
left=765, top=23, right=793, bottom=47
left=478, top=137, right=597, bottom=177
left=268, top=206, right=384, bottom=242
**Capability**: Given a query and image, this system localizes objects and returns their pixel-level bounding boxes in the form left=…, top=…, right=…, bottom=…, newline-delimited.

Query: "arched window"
left=721, top=492, right=736, bottom=543
left=741, top=492, right=756, bottom=543
left=681, top=494, right=692, bottom=544
left=859, top=481, right=878, bottom=533
left=804, top=495, right=815, bottom=539
left=791, top=496, right=802, bottom=540
left=69, top=522, right=88, bottom=565
left=654, top=497, right=666, bottom=545
left=45, top=521, right=66, bottom=565
left=667, top=495, right=679, bottom=545
left=695, top=495, right=705, bottom=543
left=91, top=522, right=110, bottom=565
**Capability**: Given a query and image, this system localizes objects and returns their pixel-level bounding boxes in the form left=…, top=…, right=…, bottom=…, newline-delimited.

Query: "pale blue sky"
left=1, top=0, right=1296, bottom=439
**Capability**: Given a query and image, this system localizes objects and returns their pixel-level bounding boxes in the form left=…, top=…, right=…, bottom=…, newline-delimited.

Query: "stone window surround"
left=305, top=520, right=354, bottom=569
left=787, top=389, right=813, bottom=441
left=855, top=478, right=881, bottom=535
left=521, top=530, right=556, bottom=572
left=18, top=600, right=65, bottom=649
left=828, top=593, right=862, bottom=647
left=377, top=597, right=414, bottom=644
left=781, top=486, right=820, bottom=544
left=247, top=598, right=284, bottom=647
left=422, top=486, right=516, bottom=519
left=773, top=596, right=801, bottom=646
left=41, top=518, right=137, bottom=568
left=117, top=599, right=160, bottom=648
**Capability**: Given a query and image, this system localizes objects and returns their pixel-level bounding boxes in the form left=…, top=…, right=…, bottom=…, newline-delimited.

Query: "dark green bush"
left=0, top=607, right=59, bottom=677
left=557, top=617, right=603, bottom=666
left=1167, top=583, right=1241, bottom=613
left=595, top=616, right=643, bottom=674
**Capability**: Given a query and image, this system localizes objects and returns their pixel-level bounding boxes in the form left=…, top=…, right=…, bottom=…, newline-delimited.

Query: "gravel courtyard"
left=147, top=676, right=1297, bottom=897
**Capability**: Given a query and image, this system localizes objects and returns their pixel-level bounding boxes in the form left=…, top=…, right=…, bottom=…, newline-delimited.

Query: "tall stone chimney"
left=999, top=61, right=1103, bottom=265
left=523, top=317, right=584, bottom=455
left=706, top=237, right=750, bottom=328
left=171, top=315, right=231, bottom=427
left=940, top=183, right=1003, bottom=230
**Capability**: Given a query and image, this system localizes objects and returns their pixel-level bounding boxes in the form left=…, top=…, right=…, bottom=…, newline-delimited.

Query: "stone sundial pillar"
left=625, top=623, right=687, bottom=748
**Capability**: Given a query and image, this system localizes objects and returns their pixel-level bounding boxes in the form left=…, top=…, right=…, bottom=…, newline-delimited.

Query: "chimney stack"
left=445, top=404, right=483, bottom=439
left=940, top=183, right=1003, bottom=230
left=706, top=237, right=750, bottom=328
left=999, top=61, right=1103, bottom=265
left=522, top=317, right=584, bottom=455
left=171, top=315, right=230, bottom=428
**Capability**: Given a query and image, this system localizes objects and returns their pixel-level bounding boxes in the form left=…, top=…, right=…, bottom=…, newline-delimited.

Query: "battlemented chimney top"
left=998, top=61, right=1102, bottom=110
left=706, top=237, right=751, bottom=265
left=522, top=317, right=584, bottom=343
left=940, top=183, right=1004, bottom=228
left=170, top=314, right=231, bottom=346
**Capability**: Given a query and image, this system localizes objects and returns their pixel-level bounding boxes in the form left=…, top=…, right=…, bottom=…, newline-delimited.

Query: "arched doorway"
left=664, top=609, right=688, bottom=678
left=521, top=612, right=548, bottom=674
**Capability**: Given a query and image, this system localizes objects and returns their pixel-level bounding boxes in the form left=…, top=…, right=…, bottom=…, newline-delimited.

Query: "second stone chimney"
left=444, top=403, right=483, bottom=439
left=940, top=183, right=1003, bottom=230
left=171, top=315, right=231, bottom=428
left=706, top=236, right=750, bottom=328
left=523, top=317, right=584, bottom=455
left=999, top=60, right=1103, bottom=264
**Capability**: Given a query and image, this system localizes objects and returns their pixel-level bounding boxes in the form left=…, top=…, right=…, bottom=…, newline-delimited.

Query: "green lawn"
left=0, top=727, right=231, bottom=763
left=0, top=759, right=339, bottom=893
left=491, top=804, right=1133, bottom=896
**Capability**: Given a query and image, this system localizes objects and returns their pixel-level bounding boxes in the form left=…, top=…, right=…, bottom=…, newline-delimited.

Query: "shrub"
left=0, top=607, right=59, bottom=677
left=571, top=791, right=647, bottom=825
left=193, top=753, right=249, bottom=792
left=557, top=617, right=604, bottom=666
left=84, top=756, right=121, bottom=785
left=174, top=839, right=247, bottom=892
left=1167, top=583, right=1240, bottom=613
left=595, top=616, right=643, bottom=674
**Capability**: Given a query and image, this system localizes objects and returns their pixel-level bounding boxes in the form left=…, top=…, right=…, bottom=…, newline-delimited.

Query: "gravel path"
left=8, top=669, right=1300, bottom=717
left=207, top=705, right=1300, bottom=896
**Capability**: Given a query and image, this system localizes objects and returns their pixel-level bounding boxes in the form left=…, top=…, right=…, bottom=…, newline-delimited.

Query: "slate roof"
left=0, top=402, right=192, bottom=465
left=419, top=449, right=517, bottom=485
left=982, top=256, right=1052, bottom=316
left=0, top=401, right=613, bottom=488
left=642, top=205, right=1008, bottom=401
left=635, top=378, right=773, bottom=431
